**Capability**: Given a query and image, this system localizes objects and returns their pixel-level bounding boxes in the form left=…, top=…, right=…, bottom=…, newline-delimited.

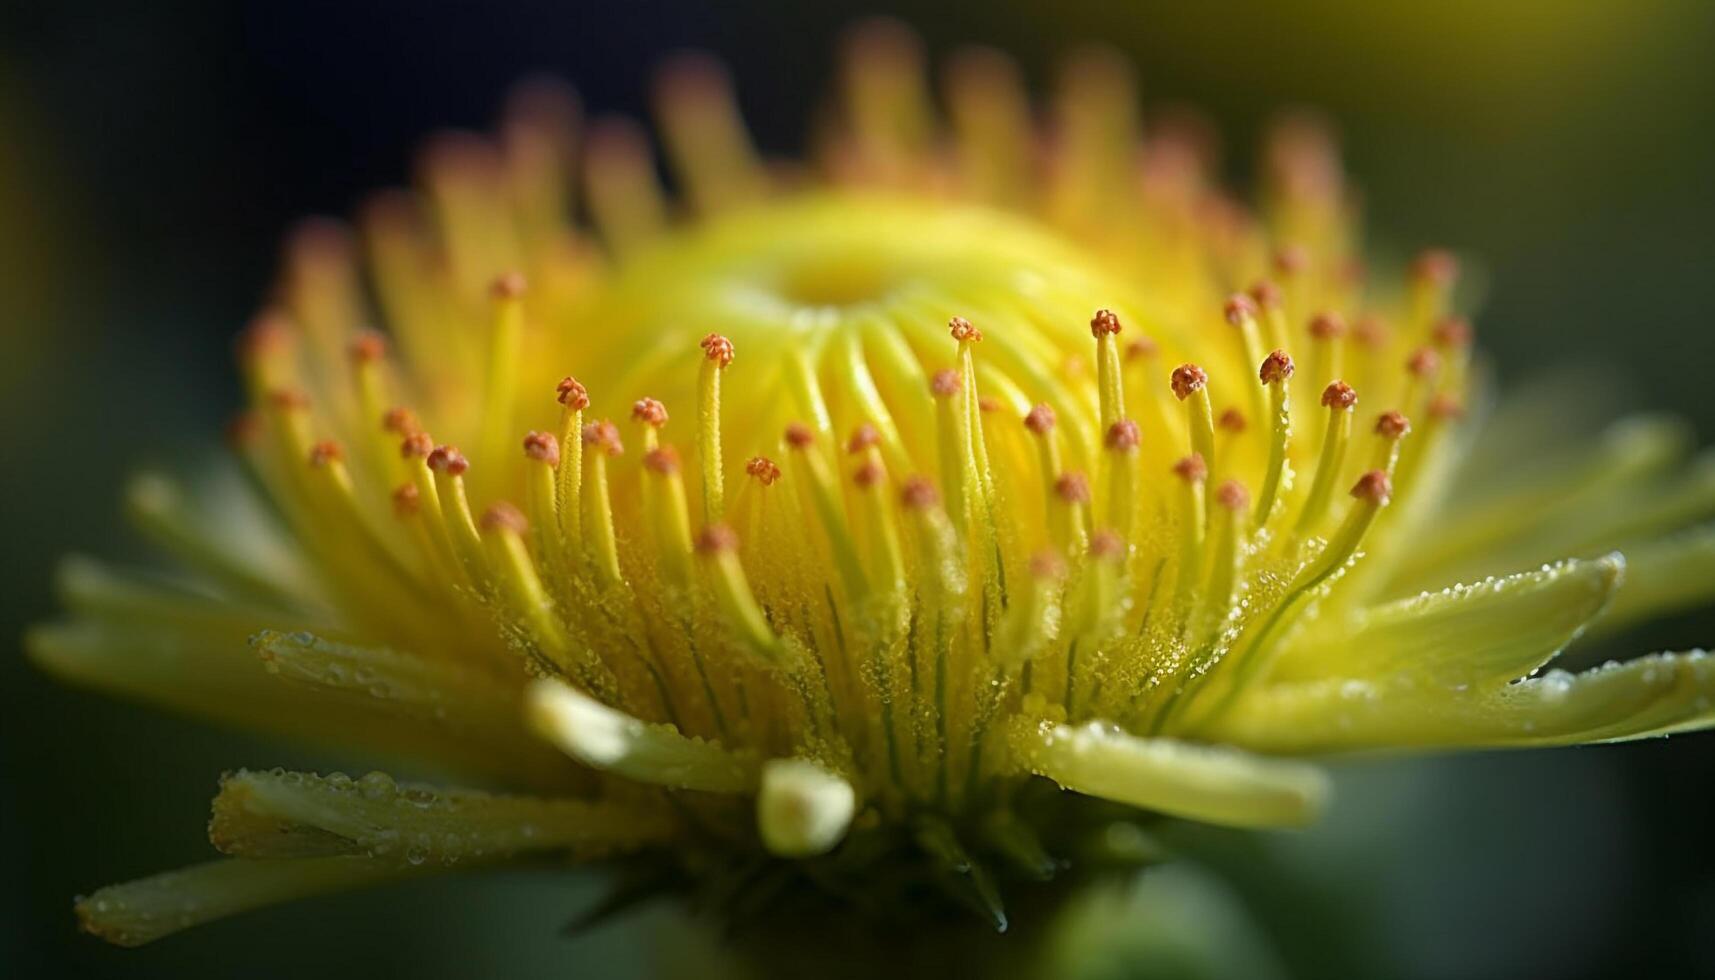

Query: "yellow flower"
left=32, top=22, right=1715, bottom=949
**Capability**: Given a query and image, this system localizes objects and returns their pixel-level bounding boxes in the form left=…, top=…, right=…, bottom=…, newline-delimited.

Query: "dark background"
left=3, top=1, right=1714, bottom=977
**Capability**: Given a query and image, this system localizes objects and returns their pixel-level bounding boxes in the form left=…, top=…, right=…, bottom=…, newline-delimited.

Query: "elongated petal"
left=525, top=679, right=758, bottom=792
left=30, top=580, right=566, bottom=787
left=1009, top=720, right=1329, bottom=828
left=1209, top=650, right=1715, bottom=753
left=210, top=769, right=675, bottom=863
left=1273, top=555, right=1623, bottom=688
left=252, top=630, right=570, bottom=787
left=76, top=857, right=414, bottom=947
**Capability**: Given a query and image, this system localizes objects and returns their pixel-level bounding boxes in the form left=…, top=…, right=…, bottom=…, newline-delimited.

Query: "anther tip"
left=1172, top=453, right=1207, bottom=483
left=900, top=476, right=940, bottom=510
left=930, top=368, right=961, bottom=399
left=523, top=431, right=560, bottom=466
left=1104, top=418, right=1141, bottom=453
left=1218, top=408, right=1247, bottom=434
left=1321, top=381, right=1357, bottom=410
left=426, top=445, right=470, bottom=476
left=1124, top=337, right=1159, bottom=362
left=268, top=388, right=311, bottom=412
left=1170, top=363, right=1208, bottom=400
left=1054, top=472, right=1091, bottom=504
left=1433, top=316, right=1473, bottom=350
left=1216, top=479, right=1250, bottom=511
left=307, top=440, right=343, bottom=468
left=400, top=431, right=434, bottom=459
left=1374, top=411, right=1411, bottom=439
left=479, top=501, right=529, bottom=534
left=556, top=377, right=591, bottom=410
left=1350, top=470, right=1393, bottom=504
left=695, top=523, right=739, bottom=554
left=1259, top=350, right=1295, bottom=385
left=745, top=456, right=782, bottom=485
left=1023, top=403, right=1057, bottom=435
left=490, top=271, right=528, bottom=299
left=948, top=316, right=983, bottom=343
left=643, top=446, right=680, bottom=475
left=391, top=482, right=420, bottom=517
left=846, top=424, right=880, bottom=454
left=1411, top=249, right=1459, bottom=286
left=381, top=407, right=420, bottom=436
left=581, top=421, right=624, bottom=456
left=1406, top=347, right=1441, bottom=379
left=1089, top=529, right=1125, bottom=561
left=1089, top=308, right=1123, bottom=338
left=700, top=333, right=735, bottom=367
left=1222, top=294, right=1258, bottom=326
left=631, top=397, right=669, bottom=428
left=1429, top=394, right=1465, bottom=421
left=1353, top=316, right=1388, bottom=349
left=1029, top=550, right=1067, bottom=580
left=1308, top=312, right=1346, bottom=340
left=783, top=422, right=815, bottom=450
left=348, top=330, right=388, bottom=364
left=1273, top=245, right=1310, bottom=277
left=1247, top=279, right=1283, bottom=311
left=853, top=459, right=885, bottom=488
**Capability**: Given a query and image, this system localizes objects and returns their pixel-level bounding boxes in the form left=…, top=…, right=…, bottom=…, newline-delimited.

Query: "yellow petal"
left=1273, top=554, right=1623, bottom=688
left=525, top=678, right=758, bottom=792
left=1009, top=720, right=1329, bottom=828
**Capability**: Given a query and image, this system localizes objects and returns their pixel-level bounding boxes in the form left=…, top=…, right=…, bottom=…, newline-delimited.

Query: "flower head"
left=33, top=22, right=1715, bottom=949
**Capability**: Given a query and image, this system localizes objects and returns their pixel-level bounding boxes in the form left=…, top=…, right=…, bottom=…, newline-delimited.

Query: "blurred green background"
left=3, top=1, right=1714, bottom=976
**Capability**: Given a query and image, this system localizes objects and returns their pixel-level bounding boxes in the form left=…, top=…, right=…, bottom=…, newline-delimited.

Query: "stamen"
left=1403, top=346, right=1441, bottom=419
left=1223, top=295, right=1267, bottom=424
left=1293, top=381, right=1358, bottom=540
left=1171, top=455, right=1208, bottom=617
left=428, top=445, right=488, bottom=583
left=745, top=455, right=782, bottom=486
left=1407, top=248, right=1459, bottom=335
left=642, top=445, right=696, bottom=588
left=1203, top=480, right=1250, bottom=632
left=849, top=427, right=907, bottom=593
left=931, top=368, right=972, bottom=536
left=632, top=396, right=669, bottom=451
left=698, top=333, right=734, bottom=522
left=784, top=423, right=868, bottom=600
left=1090, top=308, right=1126, bottom=430
left=1171, top=364, right=1215, bottom=478
left=1104, top=419, right=1142, bottom=543
left=583, top=118, right=667, bottom=253
left=479, top=502, right=576, bottom=667
left=555, top=377, right=589, bottom=547
left=480, top=274, right=527, bottom=489
left=1306, top=311, right=1346, bottom=395
left=1177, top=470, right=1393, bottom=732
left=1053, top=472, right=1093, bottom=556
left=580, top=421, right=625, bottom=585
left=1370, top=410, right=1411, bottom=476
left=521, top=432, right=569, bottom=581
left=1247, top=280, right=1289, bottom=352
left=1254, top=349, right=1295, bottom=529
left=653, top=54, right=764, bottom=212
left=993, top=550, right=1065, bottom=668
left=695, top=524, right=784, bottom=662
